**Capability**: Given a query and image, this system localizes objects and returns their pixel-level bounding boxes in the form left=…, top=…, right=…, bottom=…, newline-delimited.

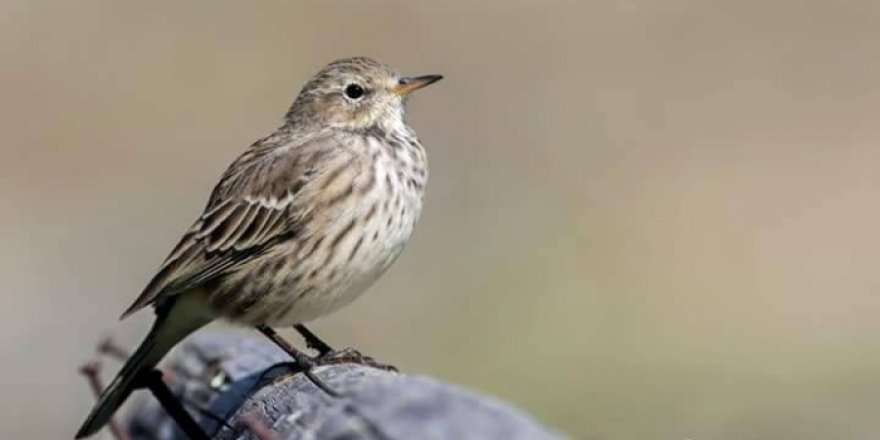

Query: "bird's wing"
left=120, top=132, right=346, bottom=319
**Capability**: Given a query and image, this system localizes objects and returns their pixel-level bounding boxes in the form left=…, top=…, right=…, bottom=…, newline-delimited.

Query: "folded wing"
left=120, top=134, right=339, bottom=319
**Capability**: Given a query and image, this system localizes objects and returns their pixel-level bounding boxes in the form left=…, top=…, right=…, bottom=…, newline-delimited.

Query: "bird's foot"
left=316, top=347, right=398, bottom=372
left=291, top=354, right=340, bottom=397
left=256, top=325, right=339, bottom=397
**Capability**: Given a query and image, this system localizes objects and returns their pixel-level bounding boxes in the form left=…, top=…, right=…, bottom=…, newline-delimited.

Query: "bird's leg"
left=293, top=324, right=397, bottom=371
left=293, top=324, right=334, bottom=356
left=255, top=325, right=339, bottom=397
left=290, top=328, right=398, bottom=372
left=261, top=325, right=396, bottom=373
left=290, top=325, right=397, bottom=372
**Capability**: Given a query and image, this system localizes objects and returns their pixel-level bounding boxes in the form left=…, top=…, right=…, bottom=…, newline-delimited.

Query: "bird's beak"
left=392, top=74, right=443, bottom=96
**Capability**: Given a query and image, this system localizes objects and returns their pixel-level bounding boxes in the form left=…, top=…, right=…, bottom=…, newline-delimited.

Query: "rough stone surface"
left=126, top=331, right=562, bottom=440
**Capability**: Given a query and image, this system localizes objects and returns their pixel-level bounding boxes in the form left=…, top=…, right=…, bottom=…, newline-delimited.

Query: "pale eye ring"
left=344, top=83, right=365, bottom=100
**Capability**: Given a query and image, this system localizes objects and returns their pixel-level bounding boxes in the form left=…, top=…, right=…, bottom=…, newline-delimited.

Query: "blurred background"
left=3, top=0, right=880, bottom=438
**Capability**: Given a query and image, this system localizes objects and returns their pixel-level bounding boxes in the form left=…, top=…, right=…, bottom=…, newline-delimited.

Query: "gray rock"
left=126, top=331, right=563, bottom=440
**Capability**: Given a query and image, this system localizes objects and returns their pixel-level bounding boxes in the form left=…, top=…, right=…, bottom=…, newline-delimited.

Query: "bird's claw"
left=315, top=347, right=398, bottom=372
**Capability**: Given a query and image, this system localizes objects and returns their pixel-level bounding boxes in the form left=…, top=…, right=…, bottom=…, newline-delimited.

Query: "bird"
left=75, top=57, right=442, bottom=438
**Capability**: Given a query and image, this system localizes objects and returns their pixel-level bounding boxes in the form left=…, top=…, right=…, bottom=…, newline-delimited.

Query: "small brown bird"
left=76, top=57, right=442, bottom=438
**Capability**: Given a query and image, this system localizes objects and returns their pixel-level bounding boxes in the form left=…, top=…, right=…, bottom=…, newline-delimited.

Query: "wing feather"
left=120, top=132, right=340, bottom=319
left=235, top=203, right=284, bottom=250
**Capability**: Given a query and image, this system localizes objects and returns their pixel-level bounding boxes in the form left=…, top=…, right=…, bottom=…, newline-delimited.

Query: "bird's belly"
left=224, top=189, right=422, bottom=327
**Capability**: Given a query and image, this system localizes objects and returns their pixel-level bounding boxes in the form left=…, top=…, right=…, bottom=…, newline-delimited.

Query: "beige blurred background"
left=3, top=0, right=880, bottom=438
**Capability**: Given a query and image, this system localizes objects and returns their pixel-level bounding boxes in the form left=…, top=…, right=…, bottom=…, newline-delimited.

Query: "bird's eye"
left=344, top=84, right=365, bottom=100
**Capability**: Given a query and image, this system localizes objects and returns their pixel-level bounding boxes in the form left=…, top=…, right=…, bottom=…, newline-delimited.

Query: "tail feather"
left=75, top=331, right=161, bottom=438
left=76, top=294, right=211, bottom=439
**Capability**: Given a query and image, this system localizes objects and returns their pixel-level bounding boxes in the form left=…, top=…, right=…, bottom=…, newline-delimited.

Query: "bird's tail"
left=75, top=294, right=211, bottom=439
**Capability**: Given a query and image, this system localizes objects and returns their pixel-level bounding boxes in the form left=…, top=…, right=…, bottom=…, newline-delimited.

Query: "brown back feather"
left=120, top=129, right=344, bottom=319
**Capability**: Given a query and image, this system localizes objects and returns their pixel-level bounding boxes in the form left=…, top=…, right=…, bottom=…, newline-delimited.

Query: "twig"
left=98, top=336, right=131, bottom=361
left=239, top=412, right=278, bottom=440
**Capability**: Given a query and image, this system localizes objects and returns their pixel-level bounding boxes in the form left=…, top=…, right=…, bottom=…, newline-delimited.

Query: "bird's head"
left=286, top=57, right=442, bottom=131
